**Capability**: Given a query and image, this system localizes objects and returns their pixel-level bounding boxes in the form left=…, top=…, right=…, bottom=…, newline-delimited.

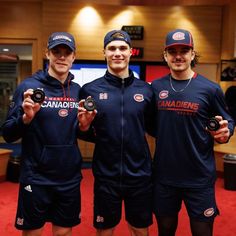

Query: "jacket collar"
left=104, top=70, right=134, bottom=87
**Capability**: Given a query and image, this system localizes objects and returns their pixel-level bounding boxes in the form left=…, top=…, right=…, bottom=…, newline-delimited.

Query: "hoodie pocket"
left=37, top=144, right=81, bottom=180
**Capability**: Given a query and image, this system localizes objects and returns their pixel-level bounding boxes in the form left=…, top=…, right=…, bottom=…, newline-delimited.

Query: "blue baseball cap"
left=165, top=29, right=194, bottom=49
left=47, top=32, right=76, bottom=51
left=104, top=30, right=131, bottom=48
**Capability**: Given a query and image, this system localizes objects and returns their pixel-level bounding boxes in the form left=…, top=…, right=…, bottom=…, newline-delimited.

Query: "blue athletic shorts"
left=153, top=182, right=219, bottom=222
left=15, top=182, right=81, bottom=230
left=93, top=179, right=153, bottom=229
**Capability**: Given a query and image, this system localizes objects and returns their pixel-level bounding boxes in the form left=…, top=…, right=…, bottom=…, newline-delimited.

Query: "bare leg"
left=96, top=227, right=115, bottom=236
left=128, top=223, right=149, bottom=236
left=52, top=225, right=72, bottom=236
left=22, top=227, right=44, bottom=236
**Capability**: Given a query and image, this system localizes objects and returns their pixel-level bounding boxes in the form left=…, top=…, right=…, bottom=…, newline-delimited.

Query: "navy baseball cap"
left=104, top=30, right=131, bottom=48
left=165, top=29, right=194, bottom=49
left=47, top=32, right=76, bottom=51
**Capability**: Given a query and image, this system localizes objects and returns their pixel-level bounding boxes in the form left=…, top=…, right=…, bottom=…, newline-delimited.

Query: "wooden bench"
left=0, top=149, right=13, bottom=182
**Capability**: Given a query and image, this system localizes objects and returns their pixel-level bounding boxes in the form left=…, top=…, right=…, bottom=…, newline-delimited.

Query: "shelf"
left=221, top=60, right=236, bottom=82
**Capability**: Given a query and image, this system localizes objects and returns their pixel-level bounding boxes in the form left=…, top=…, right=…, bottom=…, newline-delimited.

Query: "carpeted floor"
left=0, top=169, right=235, bottom=236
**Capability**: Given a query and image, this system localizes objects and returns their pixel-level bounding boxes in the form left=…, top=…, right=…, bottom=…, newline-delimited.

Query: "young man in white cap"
left=2, top=32, right=96, bottom=236
left=79, top=29, right=156, bottom=236
left=151, top=29, right=235, bottom=236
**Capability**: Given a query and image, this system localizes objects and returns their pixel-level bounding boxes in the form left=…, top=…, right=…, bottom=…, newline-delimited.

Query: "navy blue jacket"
left=79, top=70, right=156, bottom=186
left=151, top=73, right=235, bottom=188
left=2, top=70, right=82, bottom=185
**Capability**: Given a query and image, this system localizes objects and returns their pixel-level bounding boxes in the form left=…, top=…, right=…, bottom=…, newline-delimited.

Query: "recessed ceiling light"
left=3, top=48, right=9, bottom=52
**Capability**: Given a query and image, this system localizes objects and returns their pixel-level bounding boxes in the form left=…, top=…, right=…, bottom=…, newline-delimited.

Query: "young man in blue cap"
left=2, top=32, right=96, bottom=236
left=151, top=29, right=235, bottom=236
left=79, top=29, right=156, bottom=236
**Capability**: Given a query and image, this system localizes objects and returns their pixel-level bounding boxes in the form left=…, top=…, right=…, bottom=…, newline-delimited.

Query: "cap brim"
left=48, top=41, right=75, bottom=51
left=165, top=43, right=193, bottom=50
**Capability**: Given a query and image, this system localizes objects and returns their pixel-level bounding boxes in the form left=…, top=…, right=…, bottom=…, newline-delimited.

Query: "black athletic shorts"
left=93, top=179, right=153, bottom=229
left=153, top=182, right=219, bottom=222
left=15, top=182, right=81, bottom=230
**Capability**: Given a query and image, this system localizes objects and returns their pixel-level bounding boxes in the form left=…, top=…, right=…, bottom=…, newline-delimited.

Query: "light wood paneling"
left=78, top=140, right=94, bottom=162
left=0, top=1, right=232, bottom=81
left=0, top=2, right=42, bottom=72
left=214, top=131, right=236, bottom=155
left=121, top=0, right=232, bottom=5
left=147, top=134, right=155, bottom=158
left=0, top=2, right=41, bottom=38
left=215, top=152, right=224, bottom=172
left=0, top=0, right=231, bottom=6
left=19, top=61, right=32, bottom=83
left=42, top=2, right=222, bottom=63
left=221, top=3, right=236, bottom=59
left=0, top=1, right=226, bottom=64
left=220, top=81, right=236, bottom=93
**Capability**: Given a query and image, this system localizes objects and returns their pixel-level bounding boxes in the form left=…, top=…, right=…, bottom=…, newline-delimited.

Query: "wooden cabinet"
left=214, top=130, right=236, bottom=173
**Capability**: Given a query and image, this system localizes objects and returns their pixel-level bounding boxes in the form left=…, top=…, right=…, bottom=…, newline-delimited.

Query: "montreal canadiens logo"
left=58, top=109, right=68, bottom=117
left=134, top=94, right=144, bottom=102
left=204, top=208, right=214, bottom=217
left=173, top=32, right=185, bottom=41
left=159, top=90, right=168, bottom=99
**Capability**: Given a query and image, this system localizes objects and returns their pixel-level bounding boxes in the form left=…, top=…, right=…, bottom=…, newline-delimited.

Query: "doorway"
left=0, top=43, right=32, bottom=129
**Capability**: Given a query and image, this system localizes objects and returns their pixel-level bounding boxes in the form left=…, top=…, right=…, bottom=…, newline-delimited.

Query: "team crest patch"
left=16, top=217, right=24, bottom=225
left=173, top=32, right=185, bottom=41
left=204, top=208, right=214, bottom=217
left=99, top=93, right=108, bottom=100
left=58, top=109, right=68, bottom=117
left=159, top=90, right=168, bottom=99
left=96, top=215, right=104, bottom=222
left=134, top=94, right=144, bottom=102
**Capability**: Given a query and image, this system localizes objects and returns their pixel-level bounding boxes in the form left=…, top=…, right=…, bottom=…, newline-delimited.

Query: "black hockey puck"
left=84, top=97, right=96, bottom=111
left=207, top=117, right=220, bottom=131
left=31, top=89, right=45, bottom=103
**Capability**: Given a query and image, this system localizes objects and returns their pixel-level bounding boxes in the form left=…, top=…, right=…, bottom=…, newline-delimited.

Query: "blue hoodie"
left=2, top=70, right=82, bottom=185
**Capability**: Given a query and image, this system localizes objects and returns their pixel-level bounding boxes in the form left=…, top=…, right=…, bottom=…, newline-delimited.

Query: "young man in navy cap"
left=151, top=29, right=235, bottom=236
left=79, top=29, right=156, bottom=236
left=2, top=32, right=96, bottom=236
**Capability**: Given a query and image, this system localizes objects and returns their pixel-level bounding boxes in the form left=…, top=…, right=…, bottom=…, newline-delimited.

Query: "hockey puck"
left=207, top=117, right=220, bottom=131
left=84, top=97, right=96, bottom=111
left=31, top=89, right=45, bottom=103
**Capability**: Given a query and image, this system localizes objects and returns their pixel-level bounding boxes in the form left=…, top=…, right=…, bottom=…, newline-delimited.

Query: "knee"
left=52, top=226, right=72, bottom=236
left=96, top=227, right=115, bottom=236
left=128, top=224, right=149, bottom=236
